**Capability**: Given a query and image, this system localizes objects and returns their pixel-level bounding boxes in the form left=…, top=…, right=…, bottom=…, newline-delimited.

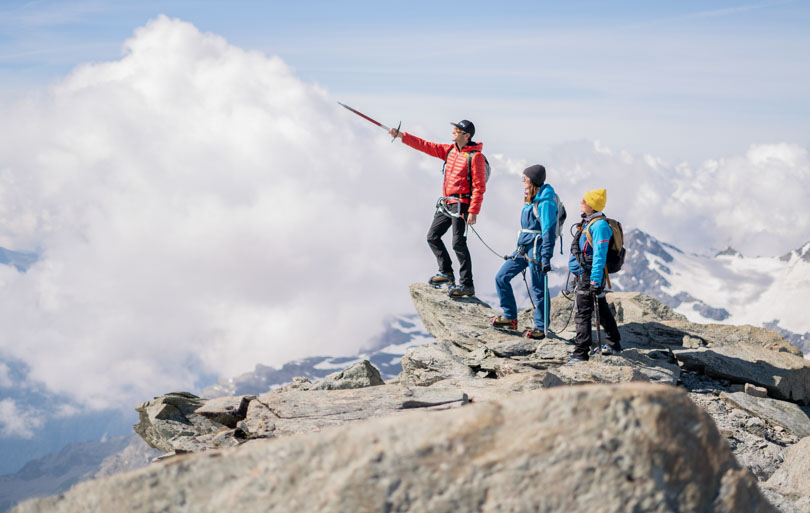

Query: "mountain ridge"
left=13, top=286, right=810, bottom=513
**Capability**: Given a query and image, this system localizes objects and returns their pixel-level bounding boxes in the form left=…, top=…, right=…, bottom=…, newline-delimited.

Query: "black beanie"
left=523, top=165, right=546, bottom=186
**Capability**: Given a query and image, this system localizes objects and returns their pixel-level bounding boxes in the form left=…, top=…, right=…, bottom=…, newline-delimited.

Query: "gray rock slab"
left=194, top=395, right=253, bottom=428
left=721, top=392, right=810, bottom=438
left=14, top=384, right=773, bottom=513
left=685, top=323, right=802, bottom=356
left=242, top=384, right=469, bottom=440
left=673, top=345, right=810, bottom=404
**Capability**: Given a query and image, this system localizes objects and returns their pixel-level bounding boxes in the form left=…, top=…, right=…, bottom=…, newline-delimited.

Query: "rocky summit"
left=13, top=285, right=810, bottom=513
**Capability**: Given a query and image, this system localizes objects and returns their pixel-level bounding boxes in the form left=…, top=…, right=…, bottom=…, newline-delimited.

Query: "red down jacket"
left=401, top=133, right=486, bottom=215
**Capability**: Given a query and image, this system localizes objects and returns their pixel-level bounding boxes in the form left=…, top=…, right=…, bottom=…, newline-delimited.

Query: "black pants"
left=427, top=202, right=473, bottom=287
left=573, top=289, right=621, bottom=360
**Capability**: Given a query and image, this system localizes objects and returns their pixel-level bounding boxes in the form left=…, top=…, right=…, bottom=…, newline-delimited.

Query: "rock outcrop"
left=14, top=285, right=810, bottom=513
left=12, top=385, right=773, bottom=513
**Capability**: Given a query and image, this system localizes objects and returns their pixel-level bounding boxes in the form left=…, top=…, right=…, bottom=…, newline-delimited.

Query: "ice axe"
left=338, top=102, right=401, bottom=142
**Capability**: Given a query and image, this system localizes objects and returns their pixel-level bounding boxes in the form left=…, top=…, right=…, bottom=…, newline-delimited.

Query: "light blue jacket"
left=568, top=213, right=612, bottom=286
left=517, top=184, right=558, bottom=264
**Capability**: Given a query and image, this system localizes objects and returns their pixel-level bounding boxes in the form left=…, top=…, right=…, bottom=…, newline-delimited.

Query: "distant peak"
left=779, top=241, right=810, bottom=262
left=715, top=246, right=741, bottom=258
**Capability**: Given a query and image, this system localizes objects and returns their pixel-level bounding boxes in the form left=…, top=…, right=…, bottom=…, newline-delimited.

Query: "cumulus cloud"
left=539, top=140, right=810, bottom=256
left=0, top=399, right=44, bottom=438
left=0, top=16, right=807, bottom=429
left=0, top=16, right=437, bottom=411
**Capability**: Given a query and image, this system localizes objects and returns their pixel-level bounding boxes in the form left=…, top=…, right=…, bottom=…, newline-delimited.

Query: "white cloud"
left=0, top=15, right=807, bottom=429
left=0, top=362, right=11, bottom=387
left=0, top=398, right=44, bottom=438
left=541, top=140, right=810, bottom=256
left=0, top=16, right=436, bottom=411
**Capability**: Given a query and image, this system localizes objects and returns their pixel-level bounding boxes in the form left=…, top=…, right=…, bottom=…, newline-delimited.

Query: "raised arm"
left=395, top=132, right=453, bottom=160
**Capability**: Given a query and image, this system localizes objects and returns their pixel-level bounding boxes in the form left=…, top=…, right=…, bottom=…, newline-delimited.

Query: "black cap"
left=523, top=164, right=546, bottom=187
left=451, top=119, right=475, bottom=138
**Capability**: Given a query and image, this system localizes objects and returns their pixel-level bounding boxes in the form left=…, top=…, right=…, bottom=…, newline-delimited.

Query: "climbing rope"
left=436, top=195, right=578, bottom=335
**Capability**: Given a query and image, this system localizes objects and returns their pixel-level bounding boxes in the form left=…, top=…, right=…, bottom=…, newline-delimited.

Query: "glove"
left=590, top=281, right=603, bottom=296
left=541, top=261, right=552, bottom=274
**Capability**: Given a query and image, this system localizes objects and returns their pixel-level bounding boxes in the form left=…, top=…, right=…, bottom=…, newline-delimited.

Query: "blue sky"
left=1, top=0, right=808, bottom=162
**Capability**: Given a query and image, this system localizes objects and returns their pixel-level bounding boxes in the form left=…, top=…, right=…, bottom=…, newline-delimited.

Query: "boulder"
left=133, top=392, right=224, bottom=453
left=13, top=384, right=773, bottom=513
left=309, top=360, right=384, bottom=390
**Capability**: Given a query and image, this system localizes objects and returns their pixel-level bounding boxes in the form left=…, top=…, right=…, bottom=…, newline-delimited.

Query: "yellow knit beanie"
left=583, top=188, right=607, bottom=211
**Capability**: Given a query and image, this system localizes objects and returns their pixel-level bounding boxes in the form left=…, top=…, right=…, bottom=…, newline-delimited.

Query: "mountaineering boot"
left=600, top=344, right=621, bottom=356
left=522, top=329, right=546, bottom=340
left=448, top=284, right=475, bottom=298
left=428, top=272, right=455, bottom=287
left=491, top=316, right=518, bottom=330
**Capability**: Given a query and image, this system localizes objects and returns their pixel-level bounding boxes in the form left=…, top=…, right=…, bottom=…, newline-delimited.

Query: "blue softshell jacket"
left=568, top=213, right=612, bottom=286
left=517, top=184, right=558, bottom=264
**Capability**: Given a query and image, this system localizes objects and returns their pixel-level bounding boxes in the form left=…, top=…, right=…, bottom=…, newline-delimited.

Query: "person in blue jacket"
left=568, top=188, right=622, bottom=361
left=491, top=165, right=557, bottom=339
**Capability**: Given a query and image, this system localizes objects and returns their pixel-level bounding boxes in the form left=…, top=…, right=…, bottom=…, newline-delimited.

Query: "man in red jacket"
left=390, top=120, right=486, bottom=297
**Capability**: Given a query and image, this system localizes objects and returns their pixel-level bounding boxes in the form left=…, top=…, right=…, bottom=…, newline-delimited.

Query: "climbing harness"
left=436, top=196, right=506, bottom=260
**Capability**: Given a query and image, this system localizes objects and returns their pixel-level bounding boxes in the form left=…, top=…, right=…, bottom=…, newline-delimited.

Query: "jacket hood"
left=460, top=141, right=483, bottom=152
left=534, top=183, right=556, bottom=203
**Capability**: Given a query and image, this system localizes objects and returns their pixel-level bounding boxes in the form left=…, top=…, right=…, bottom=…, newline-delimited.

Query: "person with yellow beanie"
left=567, top=188, right=621, bottom=362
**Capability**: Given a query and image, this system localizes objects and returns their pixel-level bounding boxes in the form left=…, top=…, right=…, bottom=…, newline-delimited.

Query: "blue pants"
left=495, top=252, right=546, bottom=330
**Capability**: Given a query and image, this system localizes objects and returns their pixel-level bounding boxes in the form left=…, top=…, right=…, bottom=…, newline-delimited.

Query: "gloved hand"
left=541, top=260, right=552, bottom=274
left=590, top=281, right=603, bottom=296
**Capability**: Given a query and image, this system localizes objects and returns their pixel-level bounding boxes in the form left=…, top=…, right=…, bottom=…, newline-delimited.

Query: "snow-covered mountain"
left=201, top=314, right=432, bottom=397
left=0, top=435, right=158, bottom=513
left=612, top=229, right=810, bottom=354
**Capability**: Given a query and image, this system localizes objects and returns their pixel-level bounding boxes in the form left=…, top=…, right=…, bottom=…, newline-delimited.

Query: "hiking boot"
left=491, top=316, right=518, bottom=330
left=601, top=344, right=622, bottom=356
left=522, top=329, right=546, bottom=340
left=447, top=284, right=475, bottom=298
left=428, top=272, right=455, bottom=287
